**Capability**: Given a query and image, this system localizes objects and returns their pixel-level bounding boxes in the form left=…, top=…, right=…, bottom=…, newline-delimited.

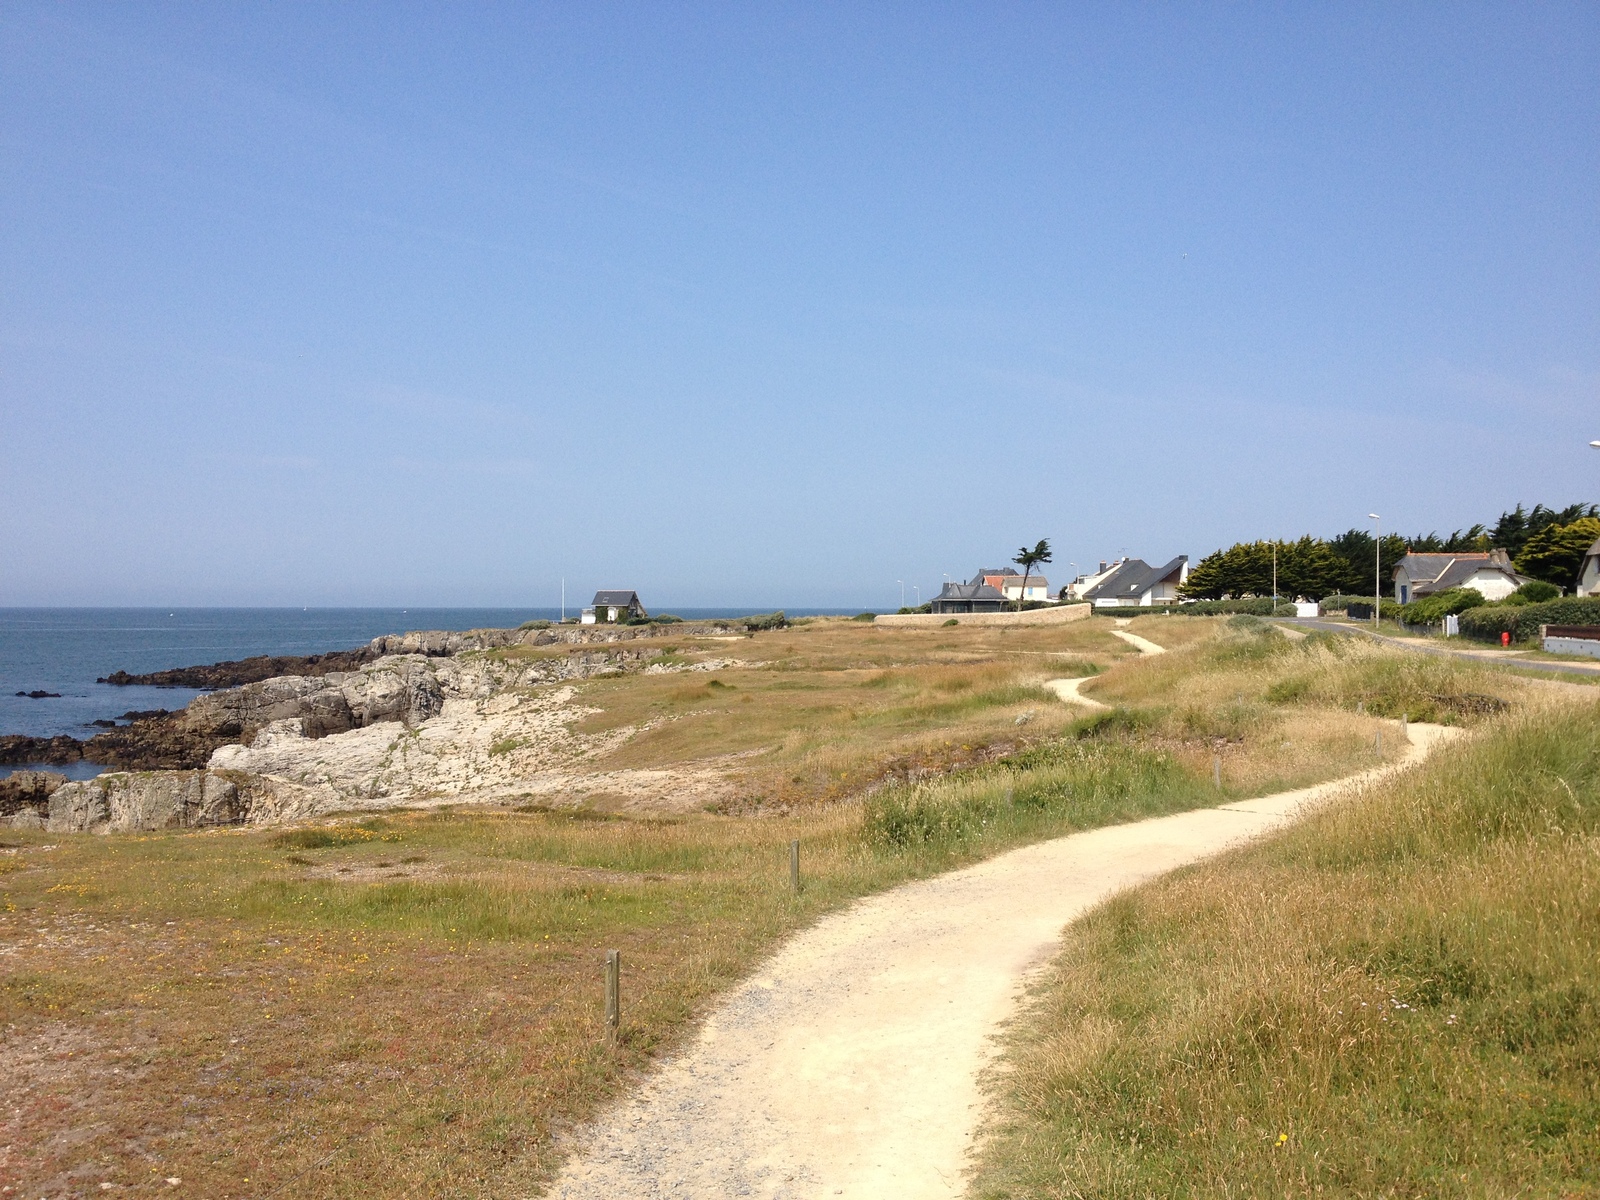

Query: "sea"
left=1, top=606, right=866, bottom=777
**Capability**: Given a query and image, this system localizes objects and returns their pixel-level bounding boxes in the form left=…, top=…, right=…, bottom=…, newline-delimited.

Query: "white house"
left=1000, top=575, right=1051, bottom=603
left=1391, top=551, right=1524, bottom=604
left=1577, top=537, right=1600, bottom=597
left=1081, top=556, right=1189, bottom=608
left=582, top=590, right=647, bottom=624
left=1061, top=560, right=1124, bottom=601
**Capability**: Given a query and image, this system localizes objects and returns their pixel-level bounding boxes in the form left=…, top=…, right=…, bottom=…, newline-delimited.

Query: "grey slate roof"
left=936, top=582, right=1005, bottom=602
left=592, top=590, right=643, bottom=607
left=1396, top=552, right=1522, bottom=596
left=1082, top=556, right=1187, bottom=602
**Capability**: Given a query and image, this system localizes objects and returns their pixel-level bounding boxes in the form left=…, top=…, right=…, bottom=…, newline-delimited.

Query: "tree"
left=1513, top=517, right=1600, bottom=590
left=1327, top=530, right=1408, bottom=597
left=1011, top=539, right=1053, bottom=609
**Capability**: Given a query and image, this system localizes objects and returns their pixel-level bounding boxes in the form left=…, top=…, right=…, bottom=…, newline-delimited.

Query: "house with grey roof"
left=930, top=581, right=1006, bottom=614
left=968, top=568, right=1050, bottom=604
left=1391, top=551, right=1524, bottom=604
left=1080, top=556, right=1189, bottom=608
left=1578, top=537, right=1600, bottom=597
left=582, top=590, right=648, bottom=624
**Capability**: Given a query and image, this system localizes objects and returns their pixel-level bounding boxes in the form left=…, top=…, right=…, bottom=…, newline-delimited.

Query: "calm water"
left=0, top=607, right=865, bottom=773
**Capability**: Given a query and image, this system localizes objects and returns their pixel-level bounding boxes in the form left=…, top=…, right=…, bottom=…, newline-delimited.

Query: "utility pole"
left=561, top=577, right=565, bottom=623
left=1368, top=514, right=1381, bottom=628
left=897, top=580, right=904, bottom=608
left=1272, top=543, right=1277, bottom=612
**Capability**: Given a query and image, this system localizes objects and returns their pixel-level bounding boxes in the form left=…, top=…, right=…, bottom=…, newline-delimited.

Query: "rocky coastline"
left=97, top=647, right=378, bottom=689
left=5, top=620, right=747, bottom=833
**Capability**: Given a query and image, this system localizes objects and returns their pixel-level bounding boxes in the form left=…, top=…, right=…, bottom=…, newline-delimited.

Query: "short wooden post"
left=604, top=950, right=620, bottom=1043
left=789, top=839, right=800, bottom=894
left=1375, top=729, right=1383, bottom=755
left=1213, top=756, right=1221, bottom=789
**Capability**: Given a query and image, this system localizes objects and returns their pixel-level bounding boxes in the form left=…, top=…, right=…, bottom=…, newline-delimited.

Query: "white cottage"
left=1577, top=537, right=1600, bottom=597
left=1391, top=550, right=1524, bottom=604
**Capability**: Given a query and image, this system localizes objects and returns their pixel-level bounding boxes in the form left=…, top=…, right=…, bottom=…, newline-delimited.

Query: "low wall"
left=875, top=604, right=1092, bottom=629
left=1541, top=624, right=1600, bottom=660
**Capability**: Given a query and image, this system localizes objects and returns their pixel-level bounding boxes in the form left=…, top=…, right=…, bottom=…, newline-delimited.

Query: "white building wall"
left=1579, top=556, right=1600, bottom=597
left=1463, top=570, right=1519, bottom=601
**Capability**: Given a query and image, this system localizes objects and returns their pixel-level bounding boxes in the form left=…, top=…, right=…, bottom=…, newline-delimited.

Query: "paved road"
left=1283, top=618, right=1600, bottom=680
left=547, top=727, right=1458, bottom=1200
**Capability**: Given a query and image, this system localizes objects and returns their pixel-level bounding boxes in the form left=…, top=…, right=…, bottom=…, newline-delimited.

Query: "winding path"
left=548, top=725, right=1459, bottom=1200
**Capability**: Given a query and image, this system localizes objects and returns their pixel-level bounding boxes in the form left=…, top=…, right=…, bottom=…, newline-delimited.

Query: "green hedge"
left=1180, top=598, right=1298, bottom=616
left=1319, top=593, right=1384, bottom=613
left=1458, top=595, right=1600, bottom=642
left=1398, top=587, right=1489, bottom=625
left=1346, top=600, right=1403, bottom=620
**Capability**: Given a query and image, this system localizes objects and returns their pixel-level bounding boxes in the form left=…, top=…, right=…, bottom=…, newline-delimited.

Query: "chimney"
left=1488, top=548, right=1511, bottom=568
left=1099, top=561, right=1107, bottom=573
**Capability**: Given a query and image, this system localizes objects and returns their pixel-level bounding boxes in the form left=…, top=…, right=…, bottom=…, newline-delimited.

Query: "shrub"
left=1458, top=595, right=1600, bottom=642
left=1318, top=593, right=1377, bottom=613
left=742, top=611, right=788, bottom=631
left=897, top=603, right=932, bottom=615
left=943, top=618, right=959, bottom=626
left=1399, top=587, right=1489, bottom=625
left=650, top=614, right=685, bottom=624
left=1346, top=600, right=1402, bottom=621
left=1512, top=580, right=1560, bottom=603
left=518, top=619, right=552, bottom=630
left=850, top=612, right=877, bottom=622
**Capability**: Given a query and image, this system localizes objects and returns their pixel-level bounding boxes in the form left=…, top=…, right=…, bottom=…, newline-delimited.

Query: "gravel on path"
left=547, top=726, right=1459, bottom=1200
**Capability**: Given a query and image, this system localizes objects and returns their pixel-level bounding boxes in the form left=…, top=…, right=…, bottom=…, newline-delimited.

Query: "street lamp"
left=1368, top=514, right=1381, bottom=629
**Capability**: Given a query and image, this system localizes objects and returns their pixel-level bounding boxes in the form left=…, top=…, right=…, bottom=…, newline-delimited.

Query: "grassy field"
left=970, top=694, right=1599, bottom=1199
left=0, top=615, right=1548, bottom=1196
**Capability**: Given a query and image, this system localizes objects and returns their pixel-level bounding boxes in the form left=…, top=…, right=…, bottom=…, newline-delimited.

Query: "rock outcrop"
left=98, top=648, right=376, bottom=689
left=23, top=624, right=751, bottom=833
left=0, top=769, right=68, bottom=825
left=41, top=769, right=335, bottom=833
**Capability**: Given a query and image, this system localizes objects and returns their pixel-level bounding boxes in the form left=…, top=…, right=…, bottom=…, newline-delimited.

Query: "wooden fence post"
left=1213, top=756, right=1221, bottom=789
left=789, top=839, right=800, bottom=893
left=604, top=950, right=620, bottom=1043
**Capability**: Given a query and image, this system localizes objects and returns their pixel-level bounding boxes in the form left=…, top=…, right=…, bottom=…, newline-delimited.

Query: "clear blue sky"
left=3, top=3, right=1596, bottom=609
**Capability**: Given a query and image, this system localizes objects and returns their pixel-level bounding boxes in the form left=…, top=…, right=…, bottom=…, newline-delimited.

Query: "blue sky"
left=2, top=3, right=1596, bottom=609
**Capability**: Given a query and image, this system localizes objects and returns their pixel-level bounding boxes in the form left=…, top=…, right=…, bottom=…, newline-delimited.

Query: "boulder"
left=46, top=770, right=245, bottom=833
left=0, top=769, right=68, bottom=819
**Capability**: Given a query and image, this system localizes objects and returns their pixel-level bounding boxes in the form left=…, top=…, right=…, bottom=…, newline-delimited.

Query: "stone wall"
left=874, top=604, right=1092, bottom=629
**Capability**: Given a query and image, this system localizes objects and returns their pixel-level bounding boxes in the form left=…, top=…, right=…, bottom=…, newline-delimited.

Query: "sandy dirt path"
left=547, top=725, right=1459, bottom=1200
left=1109, top=628, right=1166, bottom=655
left=1041, top=677, right=1106, bottom=708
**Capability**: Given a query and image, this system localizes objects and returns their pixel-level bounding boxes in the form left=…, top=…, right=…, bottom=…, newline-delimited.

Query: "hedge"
left=1092, top=598, right=1298, bottom=617
left=1398, top=587, right=1489, bottom=625
left=1457, top=595, right=1600, bottom=642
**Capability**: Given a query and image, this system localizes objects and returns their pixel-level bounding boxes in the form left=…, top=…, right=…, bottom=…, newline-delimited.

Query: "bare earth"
left=547, top=724, right=1459, bottom=1199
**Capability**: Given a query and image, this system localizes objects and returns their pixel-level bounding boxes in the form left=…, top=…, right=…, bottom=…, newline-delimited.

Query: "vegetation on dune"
left=0, top=614, right=1566, bottom=1197
left=971, top=699, right=1600, bottom=1199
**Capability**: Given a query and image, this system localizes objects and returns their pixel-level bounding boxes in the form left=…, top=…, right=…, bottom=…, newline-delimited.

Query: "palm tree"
left=1011, top=538, right=1053, bottom=610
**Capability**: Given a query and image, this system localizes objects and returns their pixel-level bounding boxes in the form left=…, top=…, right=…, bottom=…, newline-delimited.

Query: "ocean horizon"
left=0, top=605, right=876, bottom=754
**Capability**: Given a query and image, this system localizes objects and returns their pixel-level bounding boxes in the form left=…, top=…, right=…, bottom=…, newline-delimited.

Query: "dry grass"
left=970, top=698, right=1600, bottom=1199
left=0, top=616, right=1553, bottom=1197
left=571, top=617, right=1137, bottom=808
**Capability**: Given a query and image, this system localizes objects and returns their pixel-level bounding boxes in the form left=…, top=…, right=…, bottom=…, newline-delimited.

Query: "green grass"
left=971, top=699, right=1600, bottom=1199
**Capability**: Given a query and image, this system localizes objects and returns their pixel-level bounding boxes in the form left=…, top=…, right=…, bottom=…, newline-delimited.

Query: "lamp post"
left=1368, top=514, right=1381, bottom=628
